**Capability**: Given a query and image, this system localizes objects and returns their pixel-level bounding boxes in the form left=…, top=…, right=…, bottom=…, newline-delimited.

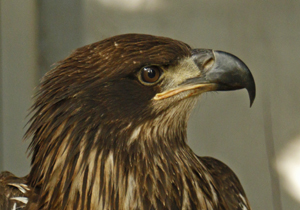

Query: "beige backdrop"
left=1, top=1, right=300, bottom=210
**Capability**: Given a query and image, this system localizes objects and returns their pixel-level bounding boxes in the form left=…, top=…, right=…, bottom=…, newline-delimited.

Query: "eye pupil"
left=141, top=66, right=162, bottom=84
left=147, top=69, right=156, bottom=78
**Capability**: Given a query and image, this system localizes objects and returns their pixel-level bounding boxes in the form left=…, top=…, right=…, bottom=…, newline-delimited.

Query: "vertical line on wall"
left=0, top=0, right=3, bottom=172
left=262, top=95, right=283, bottom=210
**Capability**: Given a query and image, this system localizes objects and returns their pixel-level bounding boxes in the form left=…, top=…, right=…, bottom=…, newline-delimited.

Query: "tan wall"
left=1, top=1, right=299, bottom=209
left=1, top=0, right=37, bottom=176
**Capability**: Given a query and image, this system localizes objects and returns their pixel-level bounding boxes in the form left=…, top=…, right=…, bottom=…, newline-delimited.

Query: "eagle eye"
left=140, top=66, right=162, bottom=85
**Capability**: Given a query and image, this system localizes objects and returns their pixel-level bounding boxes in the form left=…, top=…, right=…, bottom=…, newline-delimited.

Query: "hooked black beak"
left=153, top=49, right=256, bottom=107
left=191, top=49, right=256, bottom=106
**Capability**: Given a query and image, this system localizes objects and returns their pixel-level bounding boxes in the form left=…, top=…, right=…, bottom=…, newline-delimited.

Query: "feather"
left=1, top=34, right=255, bottom=210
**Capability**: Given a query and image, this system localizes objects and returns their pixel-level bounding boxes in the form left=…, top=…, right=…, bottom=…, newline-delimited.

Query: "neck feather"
left=26, top=97, right=217, bottom=209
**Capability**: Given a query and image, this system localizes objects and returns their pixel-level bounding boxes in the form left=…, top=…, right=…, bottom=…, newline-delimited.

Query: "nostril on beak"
left=191, top=49, right=215, bottom=71
left=203, top=58, right=215, bottom=71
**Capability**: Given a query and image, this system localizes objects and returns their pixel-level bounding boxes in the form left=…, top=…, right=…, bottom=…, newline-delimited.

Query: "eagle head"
left=31, top=34, right=254, bottom=130
left=26, top=34, right=255, bottom=209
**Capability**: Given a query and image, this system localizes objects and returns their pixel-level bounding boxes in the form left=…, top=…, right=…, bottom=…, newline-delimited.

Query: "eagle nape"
left=0, top=33, right=256, bottom=210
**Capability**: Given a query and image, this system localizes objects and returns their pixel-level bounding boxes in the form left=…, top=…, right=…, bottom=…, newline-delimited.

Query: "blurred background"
left=1, top=0, right=300, bottom=209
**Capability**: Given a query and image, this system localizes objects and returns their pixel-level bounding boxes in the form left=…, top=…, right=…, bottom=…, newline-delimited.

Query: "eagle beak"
left=154, top=49, right=256, bottom=107
left=202, top=50, right=256, bottom=106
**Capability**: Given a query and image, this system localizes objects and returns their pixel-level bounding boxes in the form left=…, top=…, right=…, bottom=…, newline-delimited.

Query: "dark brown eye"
left=140, top=66, right=162, bottom=84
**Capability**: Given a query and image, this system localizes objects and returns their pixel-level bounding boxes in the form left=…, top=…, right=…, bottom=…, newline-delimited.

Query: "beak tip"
left=248, top=87, right=256, bottom=107
left=246, top=71, right=256, bottom=107
left=249, top=94, right=255, bottom=107
left=213, top=50, right=256, bottom=107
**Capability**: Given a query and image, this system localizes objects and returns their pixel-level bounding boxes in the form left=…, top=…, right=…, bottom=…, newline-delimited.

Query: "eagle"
left=0, top=34, right=255, bottom=210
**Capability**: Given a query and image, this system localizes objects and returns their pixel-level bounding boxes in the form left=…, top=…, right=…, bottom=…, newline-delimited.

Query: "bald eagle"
left=0, top=34, right=255, bottom=210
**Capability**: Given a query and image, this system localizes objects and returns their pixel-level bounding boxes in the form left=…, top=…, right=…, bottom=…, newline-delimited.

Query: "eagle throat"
left=25, top=94, right=218, bottom=209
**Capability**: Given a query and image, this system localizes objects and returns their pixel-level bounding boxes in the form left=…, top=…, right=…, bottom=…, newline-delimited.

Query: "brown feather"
left=1, top=34, right=252, bottom=210
left=0, top=171, right=28, bottom=209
